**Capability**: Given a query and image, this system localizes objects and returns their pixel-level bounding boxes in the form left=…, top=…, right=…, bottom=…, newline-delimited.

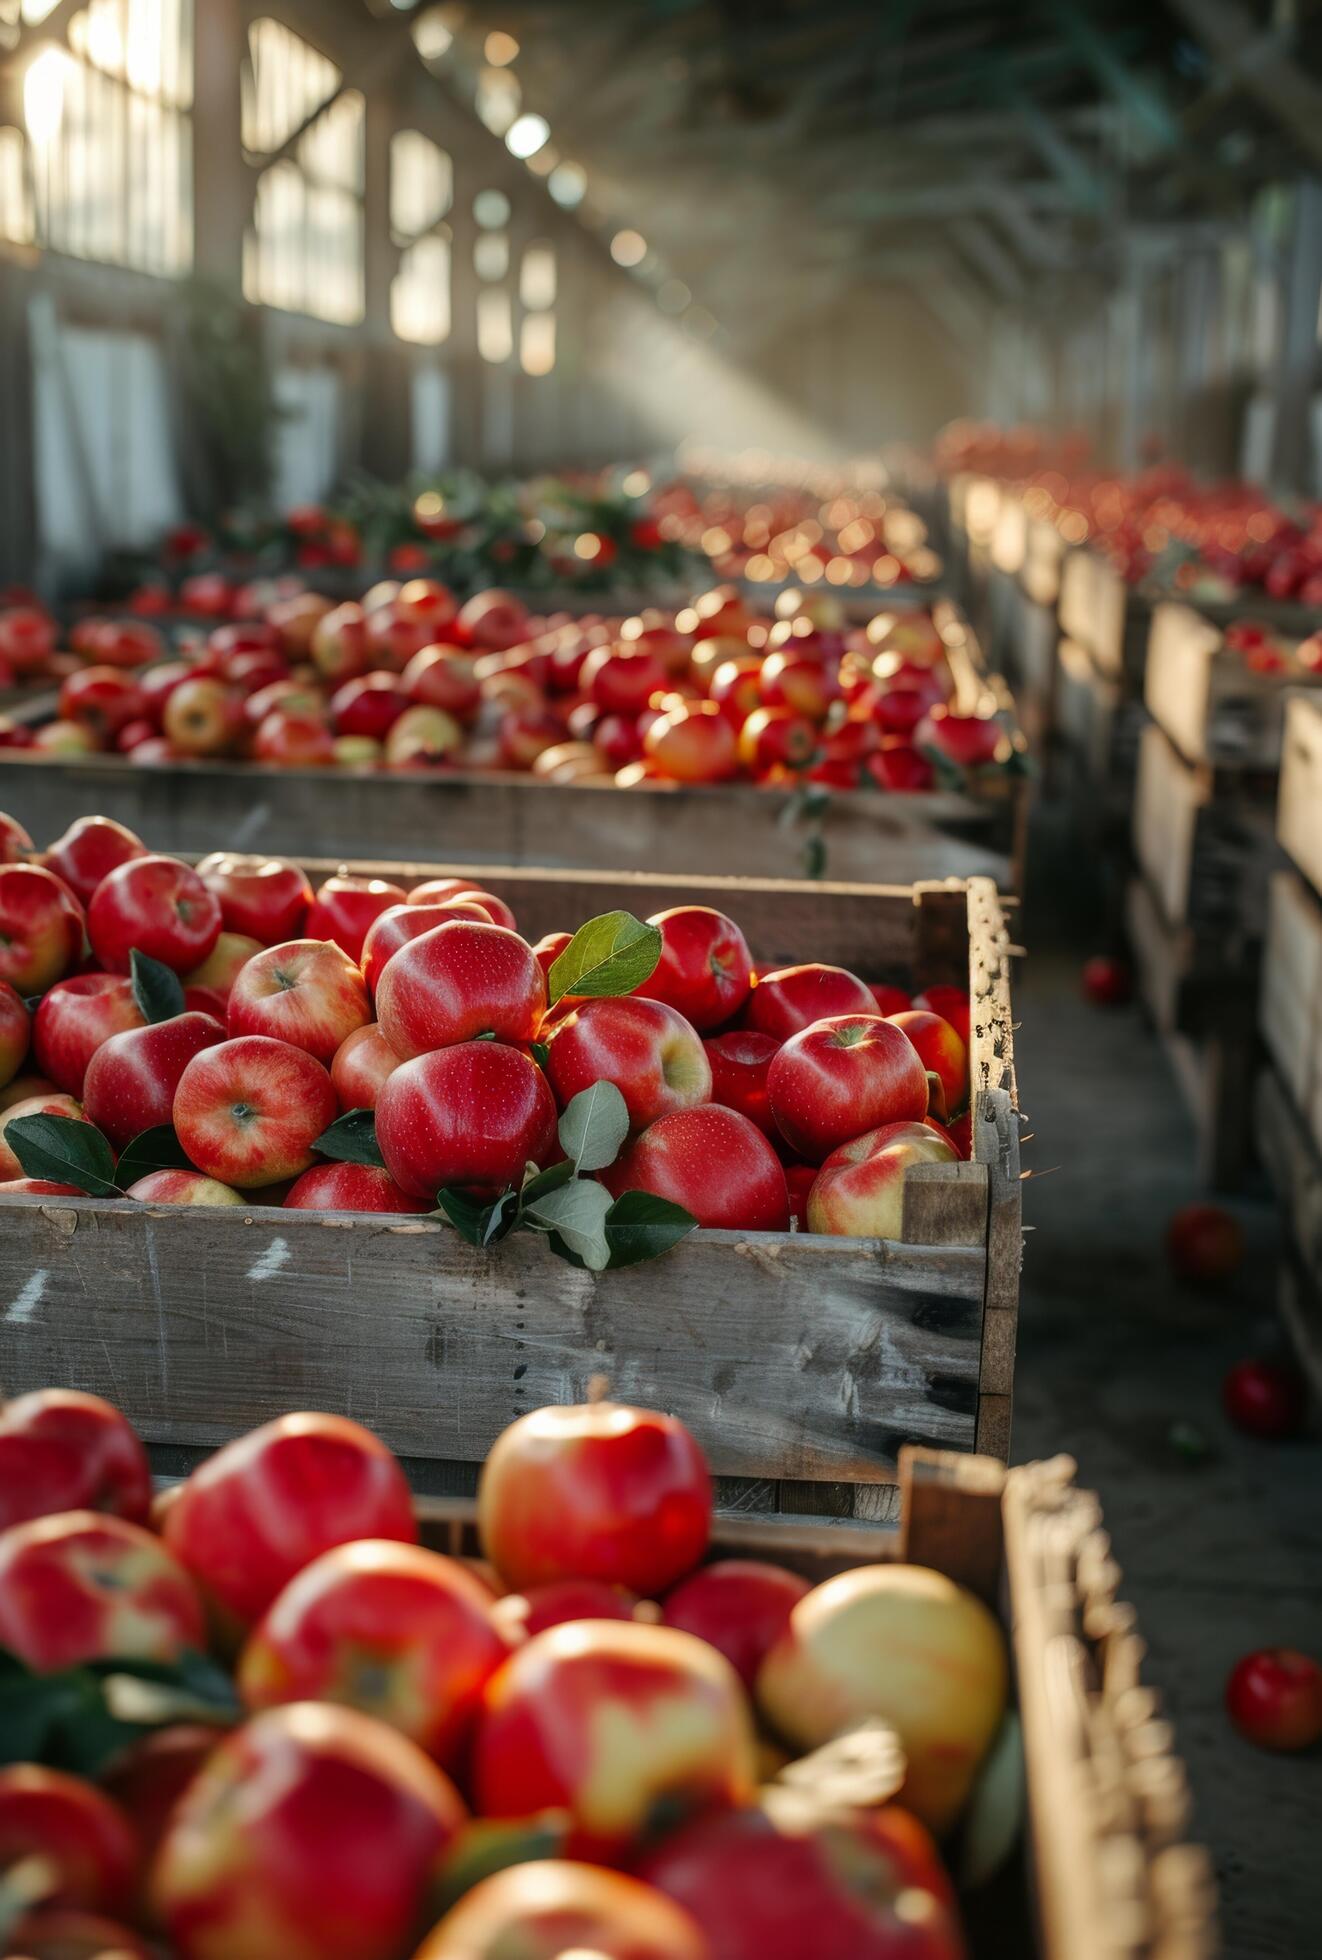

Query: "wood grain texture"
left=1279, top=691, right=1322, bottom=899
left=1132, top=721, right=1281, bottom=949
left=1146, top=600, right=1322, bottom=770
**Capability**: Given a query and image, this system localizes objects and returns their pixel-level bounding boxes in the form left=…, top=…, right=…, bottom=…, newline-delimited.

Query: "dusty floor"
left=1011, top=812, right=1322, bottom=1959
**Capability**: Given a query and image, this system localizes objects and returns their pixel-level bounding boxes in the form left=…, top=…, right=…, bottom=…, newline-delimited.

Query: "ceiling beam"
left=1165, top=0, right=1322, bottom=170
left=1046, top=4, right=1183, bottom=154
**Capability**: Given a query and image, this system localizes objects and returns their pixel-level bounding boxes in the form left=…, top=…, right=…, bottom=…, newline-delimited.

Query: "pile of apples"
left=646, top=478, right=945, bottom=592
left=0, top=604, right=81, bottom=697
left=0, top=814, right=973, bottom=1246
left=0, top=1385, right=1009, bottom=1958
left=1, top=577, right=1014, bottom=793
left=1220, top=617, right=1322, bottom=676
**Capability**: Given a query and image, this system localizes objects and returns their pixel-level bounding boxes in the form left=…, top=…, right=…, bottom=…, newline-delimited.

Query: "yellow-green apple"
left=703, top=1030, right=779, bottom=1141
left=238, top=1540, right=508, bottom=1766
left=173, top=1035, right=336, bottom=1188
left=332, top=735, right=381, bottom=770
left=376, top=1041, right=558, bottom=1199
left=282, top=1163, right=430, bottom=1214
left=0, top=978, right=29, bottom=1088
left=138, top=660, right=192, bottom=723
left=403, top=644, right=481, bottom=720
left=746, top=963, right=878, bottom=1041
left=161, top=1412, right=417, bottom=1625
left=330, top=1023, right=399, bottom=1111
left=414, top=1861, right=709, bottom=1960
left=643, top=701, right=738, bottom=782
left=407, top=882, right=517, bottom=930
left=807, top=1120, right=956, bottom=1239
left=196, top=853, right=313, bottom=945
left=456, top=587, right=528, bottom=651
left=88, top=856, right=222, bottom=976
left=0, top=1510, right=204, bottom=1670
left=127, top=1170, right=245, bottom=1206
left=602, top=1104, right=789, bottom=1230
left=331, top=672, right=408, bottom=742
left=243, top=680, right=322, bottom=730
left=310, top=601, right=370, bottom=682
left=663, top=1560, right=810, bottom=1689
left=82, top=1011, right=226, bottom=1147
left=637, top=906, right=752, bottom=1031
left=0, top=1387, right=151, bottom=1531
left=547, top=996, right=711, bottom=1131
left=478, top=1400, right=711, bottom=1595
left=375, top=921, right=545, bottom=1060
left=306, top=876, right=407, bottom=963
left=472, top=1620, right=756, bottom=1859
left=0, top=1093, right=92, bottom=1180
left=886, top=1008, right=967, bottom=1113
left=767, top=1014, right=927, bottom=1163
left=756, top=1562, right=1007, bottom=1832
left=0, top=1764, right=139, bottom=1916
left=184, top=931, right=263, bottom=1003
left=151, top=1702, right=466, bottom=1960
left=32, top=720, right=98, bottom=756
left=40, top=816, right=147, bottom=906
left=0, top=811, right=33, bottom=862
left=738, top=706, right=816, bottom=774
left=0, top=864, right=86, bottom=994
left=227, top=940, right=371, bottom=1063
left=253, top=708, right=336, bottom=766
left=912, top=985, right=970, bottom=1048
left=162, top=676, right=245, bottom=757
left=32, top=974, right=144, bottom=1096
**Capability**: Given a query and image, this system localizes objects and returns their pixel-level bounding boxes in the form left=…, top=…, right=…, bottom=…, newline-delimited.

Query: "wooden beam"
left=1166, top=0, right=1322, bottom=170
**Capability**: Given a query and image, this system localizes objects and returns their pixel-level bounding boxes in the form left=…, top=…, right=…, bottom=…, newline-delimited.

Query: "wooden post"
left=191, top=0, right=246, bottom=290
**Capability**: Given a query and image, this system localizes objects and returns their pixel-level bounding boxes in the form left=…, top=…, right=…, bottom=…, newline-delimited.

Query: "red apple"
left=57, top=667, right=145, bottom=746
left=602, top=1104, right=789, bottom=1230
left=0, top=978, right=29, bottom=1087
left=0, top=1510, right=204, bottom=1670
left=407, top=881, right=517, bottom=930
left=254, top=708, right=336, bottom=767
left=758, top=651, right=841, bottom=722
left=492, top=1578, right=640, bottom=1642
left=403, top=644, right=481, bottom=719
left=1222, top=1358, right=1307, bottom=1440
left=127, top=1169, right=245, bottom=1206
left=0, top=605, right=56, bottom=674
left=138, top=660, right=192, bottom=722
left=0, top=864, right=86, bottom=994
left=738, top=706, right=816, bottom=774
left=87, top=856, right=222, bottom=976
left=82, top=1010, right=225, bottom=1147
left=644, top=701, right=739, bottom=782
left=227, top=939, right=371, bottom=1062
left=413, top=1861, right=708, bottom=1960
left=375, top=921, right=545, bottom=1060
left=0, top=811, right=33, bottom=862
left=807, top=1119, right=957, bottom=1238
left=384, top=704, right=465, bottom=769
left=546, top=996, right=711, bottom=1131
left=703, top=1029, right=780, bottom=1140
left=376, top=1041, right=558, bottom=1199
left=867, top=744, right=934, bottom=792
left=746, top=963, right=877, bottom=1041
left=0, top=1764, right=139, bottom=1916
left=282, top=1163, right=430, bottom=1213
left=361, top=902, right=463, bottom=996
left=0, top=1388, right=150, bottom=1531
left=637, top=906, right=753, bottom=1031
left=869, top=983, right=913, bottom=1016
left=710, top=656, right=763, bottom=725
left=310, top=601, right=370, bottom=682
left=244, top=680, right=322, bottom=730
left=1225, top=1648, right=1322, bottom=1751
left=99, top=1724, right=219, bottom=1873
left=886, top=1008, right=967, bottom=1115
left=196, top=852, right=313, bottom=944
left=663, top=1559, right=810, bottom=1689
left=1080, top=956, right=1131, bottom=1008
left=331, top=1022, right=400, bottom=1110
left=457, top=588, right=528, bottom=651
left=593, top=712, right=644, bottom=770
left=583, top=644, right=666, bottom=715
left=530, top=930, right=572, bottom=983
left=268, top=591, right=333, bottom=656
left=0, top=1072, right=58, bottom=1113
left=331, top=672, right=409, bottom=741
left=306, top=875, right=408, bottom=962
left=163, top=677, right=244, bottom=757
left=151, top=1702, right=467, bottom=1960
left=912, top=984, right=971, bottom=1046
left=768, top=1016, right=928, bottom=1163
left=1166, top=1202, right=1244, bottom=1281
left=0, top=1176, right=81, bottom=1195
left=173, top=1035, right=337, bottom=1188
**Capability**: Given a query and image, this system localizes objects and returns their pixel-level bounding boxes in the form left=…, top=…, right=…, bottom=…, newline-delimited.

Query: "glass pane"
left=243, top=16, right=339, bottom=157
left=473, top=230, right=507, bottom=282
left=392, top=233, right=451, bottom=346
left=477, top=287, right=512, bottom=365
left=391, top=128, right=451, bottom=240
left=520, top=241, right=555, bottom=311
left=520, top=310, right=555, bottom=376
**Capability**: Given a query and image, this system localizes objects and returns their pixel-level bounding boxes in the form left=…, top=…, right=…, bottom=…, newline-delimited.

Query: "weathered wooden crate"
left=1278, top=690, right=1322, bottom=899
left=0, top=872, right=1021, bottom=1524
left=1131, top=721, right=1281, bottom=957
left=1260, top=870, right=1322, bottom=1152
left=1146, top=601, right=1322, bottom=770
left=1255, top=1069, right=1322, bottom=1400
left=1021, top=516, right=1066, bottom=611
left=1058, top=550, right=1148, bottom=685
left=414, top=1447, right=1214, bottom=1960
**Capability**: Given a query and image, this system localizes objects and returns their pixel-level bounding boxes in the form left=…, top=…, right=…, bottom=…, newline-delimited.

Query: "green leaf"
left=0, top=1646, right=236, bottom=1778
left=558, top=1080, right=629, bottom=1174
left=481, top=1189, right=520, bottom=1246
left=523, top=1177, right=613, bottom=1271
left=113, top=1125, right=194, bottom=1190
left=547, top=911, right=661, bottom=1005
left=130, top=947, right=186, bottom=1025
left=530, top=1041, right=550, bottom=1072
left=435, top=1186, right=499, bottom=1245
left=433, top=1818, right=568, bottom=1917
left=5, top=1114, right=117, bottom=1198
left=313, top=1108, right=386, bottom=1169
left=604, top=1190, right=699, bottom=1267
left=520, top=1158, right=575, bottom=1205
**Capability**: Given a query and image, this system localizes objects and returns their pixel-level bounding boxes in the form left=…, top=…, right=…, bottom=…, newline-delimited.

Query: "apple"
left=268, top=591, right=333, bottom=656
left=919, top=705, right=1004, bottom=769
left=807, top=1120, right=957, bottom=1238
left=663, top=1560, right=810, bottom=1689
left=179, top=931, right=261, bottom=1001
left=403, top=644, right=481, bottom=720
left=457, top=587, right=529, bottom=651
left=151, top=1702, right=467, bottom=1960
left=472, top=1620, right=756, bottom=1860
left=361, top=903, right=466, bottom=996
left=0, top=1071, right=59, bottom=1113
left=710, top=656, right=763, bottom=725
left=644, top=701, right=739, bottom=782
left=872, top=686, right=933, bottom=736
left=885, top=1008, right=967, bottom=1115
left=869, top=983, right=912, bottom=1016
left=227, top=939, right=371, bottom=1063
left=56, top=667, right=145, bottom=746
left=1166, top=1202, right=1244, bottom=1281
left=0, top=1093, right=93, bottom=1181
left=282, top=1163, right=431, bottom=1214
left=88, top=856, right=222, bottom=976
left=0, top=605, right=56, bottom=673
left=531, top=931, right=572, bottom=983
left=479, top=1399, right=711, bottom=1594
left=375, top=921, right=545, bottom=1060
left=254, top=708, right=336, bottom=766
left=238, top=1539, right=508, bottom=1767
left=99, top=1724, right=219, bottom=1877
left=306, top=876, right=408, bottom=963
left=867, top=745, right=934, bottom=792
left=330, top=1023, right=400, bottom=1111
left=413, top=1861, right=709, bottom=1960
left=376, top=1041, right=559, bottom=1199
left=331, top=672, right=409, bottom=741
left=492, top=1578, right=640, bottom=1642
left=758, top=1562, right=1006, bottom=1832
left=0, top=978, right=28, bottom=1088
left=173, top=1035, right=337, bottom=1188
left=1222, top=1357, right=1307, bottom=1439
left=547, top=996, right=711, bottom=1131
left=583, top=644, right=666, bottom=715
left=703, top=1029, right=780, bottom=1141
left=768, top=1016, right=928, bottom=1163
left=690, top=633, right=750, bottom=684
left=0, top=811, right=33, bottom=862
left=408, top=882, right=517, bottom=930
left=81, top=1010, right=225, bottom=1147
left=1225, top=1648, right=1322, bottom=1751
left=163, top=676, right=244, bottom=757
left=310, top=601, right=370, bottom=682
left=738, top=706, right=816, bottom=773
left=637, top=906, right=753, bottom=1031
left=758, top=651, right=841, bottom=721
left=746, top=963, right=878, bottom=1041
left=602, top=1104, right=790, bottom=1230
left=1080, top=956, right=1131, bottom=1009
left=0, top=1510, right=205, bottom=1670
left=0, top=1176, right=82, bottom=1196
left=196, top=852, right=313, bottom=944
left=0, top=1388, right=151, bottom=1531
left=244, top=679, right=322, bottom=729
left=0, top=864, right=86, bottom=994
left=911, top=984, right=970, bottom=1047
left=138, top=660, right=192, bottom=722
left=125, top=735, right=175, bottom=765
left=0, top=1764, right=139, bottom=1916
left=498, top=707, right=566, bottom=771
left=127, top=1169, right=245, bottom=1206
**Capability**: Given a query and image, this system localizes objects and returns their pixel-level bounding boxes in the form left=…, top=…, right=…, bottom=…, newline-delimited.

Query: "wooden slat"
left=1146, top=600, right=1322, bottom=770
left=1260, top=871, right=1322, bottom=1124
left=1255, top=1068, right=1322, bottom=1297
left=1279, top=691, right=1322, bottom=899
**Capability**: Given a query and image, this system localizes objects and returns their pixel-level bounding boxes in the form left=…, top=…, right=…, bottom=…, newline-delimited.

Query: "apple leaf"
left=522, top=1176, right=613, bottom=1271
left=547, top=911, right=661, bottom=1005
left=0, top=1646, right=236, bottom=1778
left=481, top=1189, right=521, bottom=1246
left=4, top=1114, right=118, bottom=1198
left=558, top=1079, right=629, bottom=1174
left=130, top=947, right=186, bottom=1025
left=519, top=1158, right=575, bottom=1205
left=530, top=1041, right=550, bottom=1072
left=604, top=1190, right=698, bottom=1267
left=434, top=1185, right=500, bottom=1246
left=113, top=1125, right=195, bottom=1190
left=313, top=1108, right=385, bottom=1169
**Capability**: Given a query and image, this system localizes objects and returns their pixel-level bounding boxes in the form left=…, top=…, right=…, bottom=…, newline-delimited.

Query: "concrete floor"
left=1011, top=813, right=1322, bottom=1959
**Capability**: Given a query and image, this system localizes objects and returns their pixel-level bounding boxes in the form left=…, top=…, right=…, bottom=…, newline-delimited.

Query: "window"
left=519, top=238, right=555, bottom=375
left=477, top=287, right=512, bottom=365
left=242, top=19, right=363, bottom=325
left=8, top=0, right=193, bottom=274
left=390, top=129, right=452, bottom=345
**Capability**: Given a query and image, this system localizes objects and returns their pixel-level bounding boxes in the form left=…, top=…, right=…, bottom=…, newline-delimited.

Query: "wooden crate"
left=1146, top=601, right=1322, bottom=769
left=1254, top=1069, right=1322, bottom=1398
left=1278, top=691, right=1322, bottom=898
left=1131, top=722, right=1280, bottom=956
left=0, top=873, right=1021, bottom=1524
left=1021, top=516, right=1065, bottom=610
left=1260, top=870, right=1322, bottom=1148
left=1058, top=550, right=1148, bottom=685
left=414, top=1446, right=1215, bottom=1960
left=1053, top=637, right=1146, bottom=845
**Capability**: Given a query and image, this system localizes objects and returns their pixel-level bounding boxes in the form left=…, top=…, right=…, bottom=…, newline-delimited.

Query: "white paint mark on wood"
left=247, top=1238, right=291, bottom=1282
left=5, top=1270, right=47, bottom=1324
